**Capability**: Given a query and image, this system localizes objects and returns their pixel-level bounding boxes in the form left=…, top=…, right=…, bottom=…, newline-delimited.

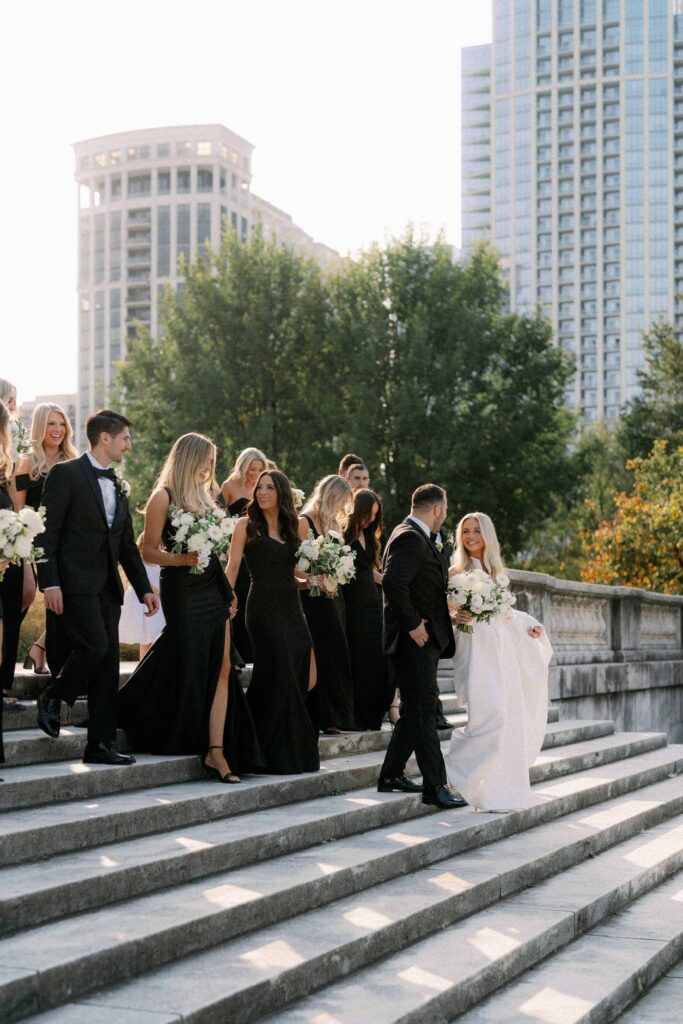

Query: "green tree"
left=118, top=227, right=338, bottom=505
left=618, top=321, right=683, bottom=458
left=329, top=235, right=576, bottom=552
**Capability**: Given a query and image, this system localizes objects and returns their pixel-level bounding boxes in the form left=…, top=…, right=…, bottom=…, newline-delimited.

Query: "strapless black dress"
left=244, top=533, right=319, bottom=773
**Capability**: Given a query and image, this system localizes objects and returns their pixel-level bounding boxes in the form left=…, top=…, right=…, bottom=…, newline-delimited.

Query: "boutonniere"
left=115, top=470, right=131, bottom=498
left=435, top=538, right=444, bottom=552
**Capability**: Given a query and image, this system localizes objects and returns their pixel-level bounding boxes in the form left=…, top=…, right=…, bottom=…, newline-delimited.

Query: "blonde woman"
left=444, top=512, right=553, bottom=812
left=299, top=474, right=357, bottom=734
left=219, top=447, right=267, bottom=664
left=0, top=400, right=18, bottom=769
left=15, top=403, right=78, bottom=673
left=118, top=433, right=263, bottom=782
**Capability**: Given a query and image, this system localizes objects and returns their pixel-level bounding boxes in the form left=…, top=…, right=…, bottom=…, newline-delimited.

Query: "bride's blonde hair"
left=302, top=474, right=353, bottom=536
left=452, top=512, right=505, bottom=578
left=153, top=432, right=217, bottom=514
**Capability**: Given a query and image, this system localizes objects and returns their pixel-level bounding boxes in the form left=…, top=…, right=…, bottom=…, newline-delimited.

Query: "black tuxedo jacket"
left=37, top=454, right=150, bottom=602
left=381, top=518, right=455, bottom=659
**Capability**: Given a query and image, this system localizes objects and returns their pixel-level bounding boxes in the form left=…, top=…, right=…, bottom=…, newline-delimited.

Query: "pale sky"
left=1, top=0, right=492, bottom=402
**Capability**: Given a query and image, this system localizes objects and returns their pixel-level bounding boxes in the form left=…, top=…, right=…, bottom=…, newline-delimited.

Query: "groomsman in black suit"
left=37, top=410, right=160, bottom=764
left=377, top=484, right=466, bottom=810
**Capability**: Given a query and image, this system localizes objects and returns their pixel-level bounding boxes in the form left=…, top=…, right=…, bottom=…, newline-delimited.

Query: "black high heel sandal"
left=203, top=745, right=241, bottom=784
left=23, top=642, right=49, bottom=675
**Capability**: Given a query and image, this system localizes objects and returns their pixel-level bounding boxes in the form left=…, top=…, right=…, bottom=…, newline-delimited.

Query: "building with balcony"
left=461, top=0, right=683, bottom=423
left=74, top=124, right=338, bottom=437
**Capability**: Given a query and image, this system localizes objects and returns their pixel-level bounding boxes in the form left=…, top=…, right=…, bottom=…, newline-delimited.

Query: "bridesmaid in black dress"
left=0, top=399, right=20, bottom=773
left=343, top=488, right=393, bottom=730
left=119, top=433, right=263, bottom=781
left=299, top=475, right=357, bottom=734
left=219, top=447, right=267, bottom=664
left=227, top=470, right=319, bottom=774
left=14, top=402, right=79, bottom=676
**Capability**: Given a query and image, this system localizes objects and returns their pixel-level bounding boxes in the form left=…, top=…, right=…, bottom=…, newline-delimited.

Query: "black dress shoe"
left=36, top=691, right=61, bottom=738
left=435, top=714, right=452, bottom=730
left=377, top=773, right=423, bottom=794
left=422, top=784, right=467, bottom=810
left=82, top=743, right=136, bottom=766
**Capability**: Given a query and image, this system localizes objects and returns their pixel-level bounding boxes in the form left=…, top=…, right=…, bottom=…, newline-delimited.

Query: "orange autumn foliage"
left=580, top=440, right=683, bottom=594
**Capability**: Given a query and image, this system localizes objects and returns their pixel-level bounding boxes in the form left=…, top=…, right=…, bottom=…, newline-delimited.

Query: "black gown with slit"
left=0, top=482, right=23, bottom=737
left=244, top=532, right=319, bottom=773
left=118, top=507, right=264, bottom=773
left=227, top=497, right=254, bottom=664
left=299, top=515, right=357, bottom=733
left=343, top=529, right=392, bottom=729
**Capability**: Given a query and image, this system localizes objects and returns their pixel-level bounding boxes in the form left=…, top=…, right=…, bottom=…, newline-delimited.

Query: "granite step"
left=614, top=955, right=683, bottom=1023
left=252, top=821, right=683, bottom=1024
left=0, top=730, right=667, bottom=865
left=1, top=716, right=606, bottom=768
left=453, top=869, right=683, bottom=1024
left=9, top=776, right=681, bottom=1024
left=1, top=744, right=681, bottom=941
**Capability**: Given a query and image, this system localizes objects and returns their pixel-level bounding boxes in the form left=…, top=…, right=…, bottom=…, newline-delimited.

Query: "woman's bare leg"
left=205, top=624, right=239, bottom=780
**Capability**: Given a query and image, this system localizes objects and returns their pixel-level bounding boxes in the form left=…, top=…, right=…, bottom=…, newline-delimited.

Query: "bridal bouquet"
left=296, top=530, right=356, bottom=597
left=168, top=505, right=239, bottom=574
left=0, top=505, right=46, bottom=581
left=447, top=568, right=516, bottom=634
left=290, top=485, right=305, bottom=511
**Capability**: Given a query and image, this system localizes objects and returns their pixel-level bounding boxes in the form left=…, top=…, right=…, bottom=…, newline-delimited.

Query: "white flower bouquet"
left=168, top=505, right=240, bottom=574
left=447, top=568, right=516, bottom=634
left=291, top=485, right=305, bottom=511
left=0, top=505, right=46, bottom=581
left=11, top=418, right=32, bottom=457
left=296, top=530, right=356, bottom=597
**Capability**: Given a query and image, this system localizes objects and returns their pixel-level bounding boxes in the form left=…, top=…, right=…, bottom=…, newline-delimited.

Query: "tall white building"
left=462, top=0, right=683, bottom=422
left=74, top=124, right=338, bottom=437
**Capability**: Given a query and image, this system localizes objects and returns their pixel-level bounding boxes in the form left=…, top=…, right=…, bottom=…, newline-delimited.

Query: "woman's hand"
left=176, top=551, right=200, bottom=567
left=528, top=625, right=543, bottom=639
left=451, top=608, right=475, bottom=626
left=373, top=569, right=383, bottom=585
left=0, top=557, right=9, bottom=575
left=229, top=595, right=238, bottom=619
left=307, top=574, right=323, bottom=589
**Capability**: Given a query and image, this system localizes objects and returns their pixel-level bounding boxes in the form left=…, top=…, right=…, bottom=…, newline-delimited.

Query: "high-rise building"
left=74, top=124, right=338, bottom=438
left=462, top=0, right=683, bottom=422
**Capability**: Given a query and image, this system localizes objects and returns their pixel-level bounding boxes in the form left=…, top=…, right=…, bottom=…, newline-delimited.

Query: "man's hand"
left=229, top=595, right=238, bottom=620
left=142, top=593, right=161, bottom=617
left=528, top=625, right=543, bottom=639
left=409, top=619, right=430, bottom=647
left=43, top=588, right=64, bottom=615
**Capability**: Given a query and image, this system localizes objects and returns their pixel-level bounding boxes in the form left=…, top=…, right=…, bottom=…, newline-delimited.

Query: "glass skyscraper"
left=462, top=0, right=683, bottom=422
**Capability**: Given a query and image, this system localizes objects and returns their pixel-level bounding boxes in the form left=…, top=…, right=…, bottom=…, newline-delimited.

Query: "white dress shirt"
left=407, top=515, right=431, bottom=539
left=87, top=451, right=117, bottom=528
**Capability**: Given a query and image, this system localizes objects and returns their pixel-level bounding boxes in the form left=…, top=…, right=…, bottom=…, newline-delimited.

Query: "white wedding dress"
left=444, top=561, right=553, bottom=811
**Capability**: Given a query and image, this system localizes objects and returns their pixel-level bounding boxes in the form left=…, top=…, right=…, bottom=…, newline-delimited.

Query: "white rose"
left=470, top=594, right=485, bottom=613
left=453, top=591, right=468, bottom=608
left=207, top=524, right=223, bottom=541
left=214, top=508, right=227, bottom=520
left=186, top=533, right=206, bottom=552
left=297, top=557, right=310, bottom=571
left=175, top=526, right=188, bottom=542
left=19, top=508, right=45, bottom=535
left=497, top=573, right=510, bottom=588
left=179, top=512, right=195, bottom=526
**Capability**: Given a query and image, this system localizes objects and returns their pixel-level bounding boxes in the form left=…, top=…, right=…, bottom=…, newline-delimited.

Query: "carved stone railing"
left=508, top=569, right=683, bottom=741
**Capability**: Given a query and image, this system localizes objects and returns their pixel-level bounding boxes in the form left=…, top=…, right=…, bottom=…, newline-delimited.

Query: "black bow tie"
left=93, top=467, right=116, bottom=481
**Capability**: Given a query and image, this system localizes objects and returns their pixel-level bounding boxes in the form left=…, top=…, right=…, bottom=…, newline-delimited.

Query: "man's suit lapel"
left=403, top=517, right=445, bottom=574
left=78, top=454, right=109, bottom=528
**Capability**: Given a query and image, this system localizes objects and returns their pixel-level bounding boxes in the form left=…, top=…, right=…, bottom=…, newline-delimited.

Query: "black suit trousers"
left=380, top=633, right=446, bottom=790
left=51, top=580, right=122, bottom=746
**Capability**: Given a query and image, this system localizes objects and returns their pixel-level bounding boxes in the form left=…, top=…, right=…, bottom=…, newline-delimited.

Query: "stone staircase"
left=1, top=674, right=682, bottom=1023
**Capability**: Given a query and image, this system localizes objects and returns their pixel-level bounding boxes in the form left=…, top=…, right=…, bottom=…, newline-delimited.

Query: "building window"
left=110, top=211, right=121, bottom=283
left=197, top=203, right=211, bottom=253
left=177, top=204, right=191, bottom=265
left=157, top=143, right=170, bottom=158
left=157, top=206, right=171, bottom=276
left=111, top=177, right=121, bottom=199
left=197, top=167, right=213, bottom=192
left=177, top=168, right=191, bottom=193
left=157, top=170, right=171, bottom=195
left=128, top=174, right=151, bottom=197
left=197, top=141, right=212, bottom=156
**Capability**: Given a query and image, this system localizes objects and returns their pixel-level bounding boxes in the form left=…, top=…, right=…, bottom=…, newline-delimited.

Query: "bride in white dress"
left=444, top=512, right=553, bottom=812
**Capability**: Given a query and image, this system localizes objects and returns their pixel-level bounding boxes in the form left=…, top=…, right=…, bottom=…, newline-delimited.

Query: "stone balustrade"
left=508, top=569, right=683, bottom=741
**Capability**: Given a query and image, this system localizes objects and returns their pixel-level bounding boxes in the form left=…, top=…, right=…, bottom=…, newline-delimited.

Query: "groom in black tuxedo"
left=37, top=410, right=160, bottom=764
left=377, top=484, right=466, bottom=810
